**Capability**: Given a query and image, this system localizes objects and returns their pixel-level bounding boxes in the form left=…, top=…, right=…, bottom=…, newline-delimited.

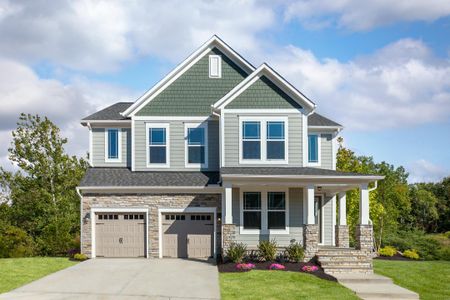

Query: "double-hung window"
left=243, top=192, right=261, bottom=230
left=242, top=121, right=261, bottom=159
left=147, top=123, right=169, bottom=167
left=185, top=123, right=208, bottom=168
left=308, top=134, right=320, bottom=165
left=105, top=128, right=121, bottom=162
left=267, top=122, right=285, bottom=160
left=267, top=192, right=286, bottom=229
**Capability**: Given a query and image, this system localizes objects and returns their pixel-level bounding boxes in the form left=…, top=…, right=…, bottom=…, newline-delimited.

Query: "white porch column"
left=303, top=184, right=315, bottom=224
left=223, top=182, right=233, bottom=224
left=338, top=192, right=347, bottom=225
left=359, top=183, right=370, bottom=225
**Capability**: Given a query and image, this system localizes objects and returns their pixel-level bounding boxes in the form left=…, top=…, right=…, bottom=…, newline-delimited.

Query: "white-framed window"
left=185, top=122, right=208, bottom=168
left=146, top=123, right=170, bottom=168
left=240, top=187, right=289, bottom=234
left=209, top=55, right=222, bottom=78
left=308, top=133, right=321, bottom=166
left=239, top=116, right=288, bottom=164
left=105, top=128, right=122, bottom=162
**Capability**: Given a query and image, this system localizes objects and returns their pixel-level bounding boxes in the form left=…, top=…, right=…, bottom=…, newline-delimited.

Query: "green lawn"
left=374, top=260, right=450, bottom=300
left=220, top=271, right=359, bottom=300
left=0, top=257, right=78, bottom=294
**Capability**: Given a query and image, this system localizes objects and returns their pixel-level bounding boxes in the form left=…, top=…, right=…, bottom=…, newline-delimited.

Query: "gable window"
left=242, top=121, right=261, bottom=159
left=185, top=123, right=208, bottom=168
left=209, top=55, right=222, bottom=78
left=267, top=192, right=286, bottom=229
left=267, top=121, right=285, bottom=160
left=308, top=134, right=320, bottom=165
left=146, top=123, right=170, bottom=167
left=243, top=192, right=261, bottom=230
left=105, top=128, right=121, bottom=162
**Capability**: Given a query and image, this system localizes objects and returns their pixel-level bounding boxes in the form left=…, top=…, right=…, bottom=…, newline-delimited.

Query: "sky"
left=0, top=0, right=449, bottom=183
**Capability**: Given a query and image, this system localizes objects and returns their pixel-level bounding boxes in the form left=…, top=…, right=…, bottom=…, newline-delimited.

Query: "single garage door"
left=162, top=213, right=213, bottom=258
left=95, top=213, right=146, bottom=257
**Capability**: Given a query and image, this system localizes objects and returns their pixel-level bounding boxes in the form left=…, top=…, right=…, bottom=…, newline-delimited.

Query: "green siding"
left=136, top=48, right=248, bottom=116
left=226, top=76, right=302, bottom=109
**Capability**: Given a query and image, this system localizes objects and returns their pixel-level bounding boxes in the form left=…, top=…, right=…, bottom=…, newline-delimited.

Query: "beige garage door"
left=95, top=213, right=145, bottom=257
left=162, top=213, right=213, bottom=258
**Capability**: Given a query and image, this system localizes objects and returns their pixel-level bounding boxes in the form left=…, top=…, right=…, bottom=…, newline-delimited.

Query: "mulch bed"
left=217, top=261, right=337, bottom=281
left=374, top=253, right=415, bottom=261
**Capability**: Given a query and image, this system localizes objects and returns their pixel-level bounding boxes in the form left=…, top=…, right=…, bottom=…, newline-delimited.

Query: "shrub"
left=236, top=263, right=255, bottom=271
left=285, top=242, right=304, bottom=262
left=384, top=230, right=440, bottom=260
left=258, top=240, right=277, bottom=262
left=73, top=253, right=88, bottom=261
left=437, top=247, right=450, bottom=261
left=269, top=263, right=285, bottom=270
left=379, top=246, right=397, bottom=257
left=301, top=265, right=319, bottom=272
left=226, top=243, right=247, bottom=263
left=403, top=249, right=420, bottom=260
left=0, top=223, right=34, bottom=258
left=445, top=231, right=450, bottom=239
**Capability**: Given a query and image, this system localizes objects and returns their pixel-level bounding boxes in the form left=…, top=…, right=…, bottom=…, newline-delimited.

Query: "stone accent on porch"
left=222, top=224, right=236, bottom=256
left=335, top=225, right=350, bottom=248
left=356, top=225, right=374, bottom=252
left=303, top=224, right=319, bottom=261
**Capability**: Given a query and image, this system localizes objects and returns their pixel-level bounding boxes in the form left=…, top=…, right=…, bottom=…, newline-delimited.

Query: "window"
left=209, top=55, right=222, bottom=78
left=185, top=123, right=208, bottom=167
left=267, top=122, right=285, bottom=160
left=268, top=192, right=286, bottom=229
left=105, top=129, right=121, bottom=162
left=146, top=123, right=170, bottom=167
left=308, top=134, right=320, bottom=164
left=242, top=121, right=261, bottom=159
left=243, top=192, right=261, bottom=230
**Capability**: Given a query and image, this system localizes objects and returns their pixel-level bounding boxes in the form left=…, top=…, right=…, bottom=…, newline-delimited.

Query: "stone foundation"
left=355, top=224, right=373, bottom=252
left=303, top=224, right=319, bottom=261
left=335, top=225, right=350, bottom=248
left=222, top=224, right=236, bottom=257
left=81, top=193, right=221, bottom=258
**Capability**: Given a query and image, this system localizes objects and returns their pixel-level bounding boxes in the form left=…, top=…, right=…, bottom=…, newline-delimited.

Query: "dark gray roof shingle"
left=82, top=102, right=133, bottom=121
left=80, top=168, right=220, bottom=187
left=220, top=167, right=375, bottom=177
left=309, top=113, right=342, bottom=127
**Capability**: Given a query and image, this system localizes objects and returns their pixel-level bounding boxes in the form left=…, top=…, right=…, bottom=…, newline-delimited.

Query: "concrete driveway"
left=0, top=258, right=220, bottom=300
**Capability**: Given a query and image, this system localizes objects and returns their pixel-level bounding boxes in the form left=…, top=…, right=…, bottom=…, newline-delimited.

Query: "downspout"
left=76, top=187, right=83, bottom=255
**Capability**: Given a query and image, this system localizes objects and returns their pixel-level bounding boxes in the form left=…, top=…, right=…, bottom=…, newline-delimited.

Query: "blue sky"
left=0, top=1, right=449, bottom=182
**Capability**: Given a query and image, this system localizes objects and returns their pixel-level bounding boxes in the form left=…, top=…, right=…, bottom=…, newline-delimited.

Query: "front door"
left=314, top=196, right=323, bottom=244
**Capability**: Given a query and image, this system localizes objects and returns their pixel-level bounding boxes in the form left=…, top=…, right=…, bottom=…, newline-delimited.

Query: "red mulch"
left=217, top=261, right=337, bottom=281
left=374, top=253, right=415, bottom=261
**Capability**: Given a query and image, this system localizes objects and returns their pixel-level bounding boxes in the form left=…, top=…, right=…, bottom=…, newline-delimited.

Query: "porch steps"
left=316, top=247, right=373, bottom=274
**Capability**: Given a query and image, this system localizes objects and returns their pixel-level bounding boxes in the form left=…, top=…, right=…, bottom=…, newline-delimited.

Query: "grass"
left=0, top=257, right=78, bottom=294
left=374, top=260, right=450, bottom=300
left=220, top=271, right=359, bottom=300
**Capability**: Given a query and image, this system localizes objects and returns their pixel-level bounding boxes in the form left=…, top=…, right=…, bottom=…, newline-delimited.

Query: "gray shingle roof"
left=82, top=102, right=132, bottom=121
left=80, top=168, right=220, bottom=187
left=309, top=113, right=342, bottom=127
left=220, top=167, right=375, bottom=177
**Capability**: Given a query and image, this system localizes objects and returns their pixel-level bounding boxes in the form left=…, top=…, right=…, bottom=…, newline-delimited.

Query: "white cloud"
left=267, top=39, right=450, bottom=130
left=284, top=0, right=450, bottom=31
left=408, top=159, right=449, bottom=183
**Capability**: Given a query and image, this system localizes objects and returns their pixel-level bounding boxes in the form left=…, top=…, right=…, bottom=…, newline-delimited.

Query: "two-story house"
left=78, top=36, right=383, bottom=274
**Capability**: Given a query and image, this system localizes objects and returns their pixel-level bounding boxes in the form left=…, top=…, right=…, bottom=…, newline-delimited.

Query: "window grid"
left=242, top=121, right=261, bottom=160
left=243, top=192, right=262, bottom=230
left=266, top=121, right=285, bottom=160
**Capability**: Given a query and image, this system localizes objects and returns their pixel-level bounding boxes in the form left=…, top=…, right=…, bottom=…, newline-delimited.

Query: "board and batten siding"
left=223, top=112, right=304, bottom=167
left=91, top=128, right=131, bottom=168
left=134, top=119, right=219, bottom=171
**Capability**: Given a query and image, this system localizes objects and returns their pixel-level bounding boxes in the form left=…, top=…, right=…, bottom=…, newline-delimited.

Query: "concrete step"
left=320, top=261, right=372, bottom=268
left=318, top=255, right=370, bottom=262
left=322, top=266, right=373, bottom=274
left=317, top=250, right=364, bottom=256
left=334, top=273, right=392, bottom=284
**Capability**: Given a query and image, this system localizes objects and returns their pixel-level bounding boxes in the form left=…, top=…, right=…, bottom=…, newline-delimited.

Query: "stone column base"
left=303, top=224, right=319, bottom=261
left=356, top=224, right=373, bottom=252
left=222, top=224, right=236, bottom=257
left=335, top=225, right=350, bottom=248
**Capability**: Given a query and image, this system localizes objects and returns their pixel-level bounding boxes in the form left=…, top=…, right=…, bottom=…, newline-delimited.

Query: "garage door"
left=162, top=213, right=213, bottom=258
left=95, top=213, right=146, bottom=257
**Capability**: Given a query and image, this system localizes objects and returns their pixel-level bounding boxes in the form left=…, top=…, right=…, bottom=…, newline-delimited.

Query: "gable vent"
left=209, top=55, right=222, bottom=78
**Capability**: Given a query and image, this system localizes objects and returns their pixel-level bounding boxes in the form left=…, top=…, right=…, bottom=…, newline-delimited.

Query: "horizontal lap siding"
left=321, top=134, right=333, bottom=170
left=92, top=128, right=130, bottom=167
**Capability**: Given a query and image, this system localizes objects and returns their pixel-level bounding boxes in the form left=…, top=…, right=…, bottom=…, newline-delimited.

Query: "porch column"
left=356, top=183, right=373, bottom=253
left=303, top=184, right=318, bottom=261
left=223, top=182, right=233, bottom=224
left=222, top=182, right=236, bottom=258
left=335, top=192, right=349, bottom=248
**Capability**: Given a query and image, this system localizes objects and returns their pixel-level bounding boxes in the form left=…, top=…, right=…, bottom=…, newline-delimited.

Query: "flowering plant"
left=301, top=265, right=319, bottom=272
left=269, top=263, right=286, bottom=270
left=236, top=263, right=256, bottom=271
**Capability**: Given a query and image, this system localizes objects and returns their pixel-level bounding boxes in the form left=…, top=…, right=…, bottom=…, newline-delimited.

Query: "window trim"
left=239, top=187, right=289, bottom=235
left=307, top=133, right=321, bottom=167
left=267, top=191, right=287, bottom=231
left=184, top=122, right=209, bottom=168
left=104, top=128, right=122, bottom=163
left=209, top=55, right=222, bottom=78
left=146, top=123, right=170, bottom=168
left=239, top=116, right=288, bottom=164
left=242, top=192, right=262, bottom=232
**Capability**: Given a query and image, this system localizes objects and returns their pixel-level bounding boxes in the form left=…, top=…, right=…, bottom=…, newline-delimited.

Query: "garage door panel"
left=188, top=234, right=212, bottom=258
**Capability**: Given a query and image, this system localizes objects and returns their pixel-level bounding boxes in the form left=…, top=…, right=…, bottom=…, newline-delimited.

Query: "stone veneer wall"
left=303, top=224, right=319, bottom=261
left=355, top=224, right=373, bottom=253
left=335, top=225, right=350, bottom=248
left=221, top=224, right=236, bottom=257
left=81, top=193, right=221, bottom=258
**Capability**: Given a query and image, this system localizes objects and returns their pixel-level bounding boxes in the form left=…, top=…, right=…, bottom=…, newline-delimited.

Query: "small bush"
left=437, top=247, right=450, bottom=261
left=285, top=242, right=304, bottom=262
left=403, top=249, right=420, bottom=260
left=236, top=263, right=255, bottom=271
left=445, top=231, right=450, bottom=239
left=73, top=253, right=88, bottom=261
left=379, top=246, right=397, bottom=257
left=258, top=240, right=277, bottom=262
left=384, top=230, right=440, bottom=260
left=0, top=223, right=34, bottom=258
left=226, top=243, right=247, bottom=263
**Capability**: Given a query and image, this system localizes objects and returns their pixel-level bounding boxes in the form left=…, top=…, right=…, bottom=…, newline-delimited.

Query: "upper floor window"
left=267, top=121, right=285, bottom=160
left=209, top=55, right=222, bottom=78
left=105, top=128, right=121, bottom=162
left=185, top=123, right=208, bottom=168
left=146, top=123, right=170, bottom=167
left=308, top=134, right=320, bottom=165
left=242, top=121, right=261, bottom=159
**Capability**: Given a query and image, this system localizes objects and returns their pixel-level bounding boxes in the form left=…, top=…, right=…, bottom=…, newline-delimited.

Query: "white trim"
left=158, top=207, right=217, bottom=259
left=332, top=131, right=338, bottom=170
left=221, top=174, right=384, bottom=180
left=146, top=123, right=170, bottom=168
left=307, top=133, right=321, bottom=167
left=88, top=123, right=93, bottom=166
left=104, top=128, right=122, bottom=163
left=184, top=122, right=209, bottom=169
left=82, top=120, right=131, bottom=125
left=122, top=35, right=254, bottom=117
left=314, top=194, right=325, bottom=245
left=223, top=108, right=301, bottom=114
left=133, top=116, right=212, bottom=121
left=238, top=116, right=289, bottom=165
left=331, top=195, right=336, bottom=246
left=239, top=186, right=290, bottom=235
left=90, top=207, right=149, bottom=259
left=131, top=116, right=135, bottom=171
left=220, top=112, right=225, bottom=167
left=224, top=182, right=233, bottom=224
left=302, top=114, right=308, bottom=166
left=308, top=126, right=343, bottom=130
left=209, top=55, right=222, bottom=78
